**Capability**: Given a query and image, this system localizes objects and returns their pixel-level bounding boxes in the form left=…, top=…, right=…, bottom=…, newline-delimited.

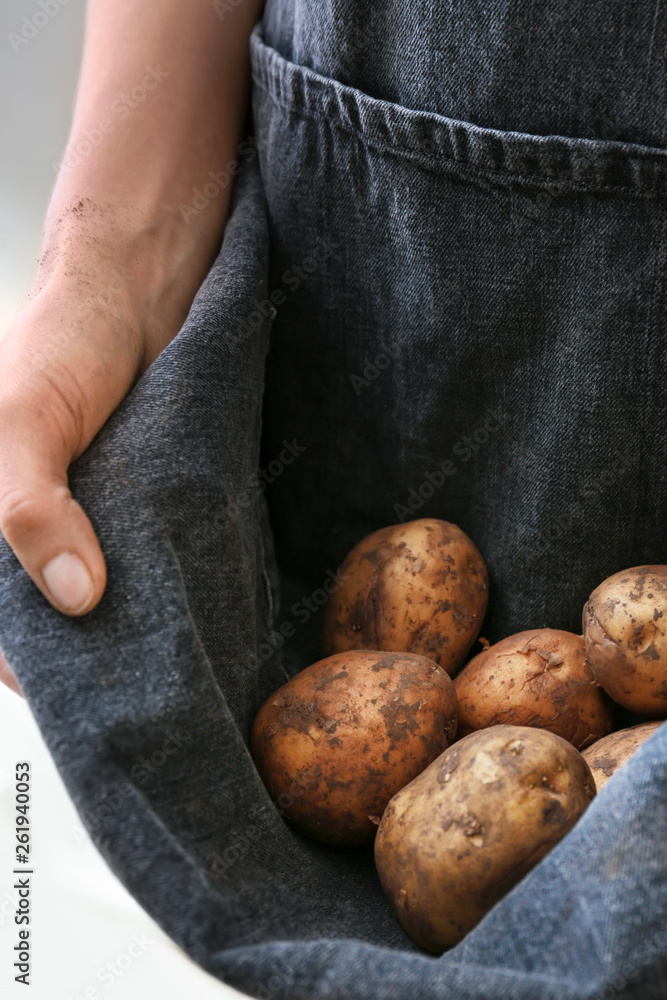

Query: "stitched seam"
left=252, top=73, right=667, bottom=200
left=252, top=50, right=667, bottom=170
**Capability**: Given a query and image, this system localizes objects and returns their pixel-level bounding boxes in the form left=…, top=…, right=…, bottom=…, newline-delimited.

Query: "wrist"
left=35, top=195, right=221, bottom=364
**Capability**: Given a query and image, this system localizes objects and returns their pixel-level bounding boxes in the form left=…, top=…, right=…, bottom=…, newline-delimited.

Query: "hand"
left=0, top=0, right=265, bottom=694
left=0, top=213, right=199, bottom=694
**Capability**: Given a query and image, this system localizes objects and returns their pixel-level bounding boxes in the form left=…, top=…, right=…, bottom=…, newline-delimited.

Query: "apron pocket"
left=249, top=20, right=667, bottom=650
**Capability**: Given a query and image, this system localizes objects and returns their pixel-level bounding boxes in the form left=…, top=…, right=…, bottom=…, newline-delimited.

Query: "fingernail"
left=42, top=552, right=95, bottom=614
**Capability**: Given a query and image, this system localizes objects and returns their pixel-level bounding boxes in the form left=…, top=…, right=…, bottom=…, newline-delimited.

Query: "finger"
left=0, top=285, right=140, bottom=616
left=0, top=399, right=107, bottom=616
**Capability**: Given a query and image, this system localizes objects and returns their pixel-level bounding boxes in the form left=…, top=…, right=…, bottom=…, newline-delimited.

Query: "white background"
left=0, top=1, right=245, bottom=996
left=0, top=686, right=243, bottom=999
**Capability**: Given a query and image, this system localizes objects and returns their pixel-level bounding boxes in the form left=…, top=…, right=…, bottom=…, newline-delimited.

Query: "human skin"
left=0, top=0, right=265, bottom=692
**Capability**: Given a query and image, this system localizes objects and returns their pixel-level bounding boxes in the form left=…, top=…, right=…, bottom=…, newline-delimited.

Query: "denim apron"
left=254, top=1, right=667, bottom=666
left=1, top=3, right=666, bottom=999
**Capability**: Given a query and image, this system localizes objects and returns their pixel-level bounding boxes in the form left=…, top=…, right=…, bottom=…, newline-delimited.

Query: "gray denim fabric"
left=1, top=3, right=667, bottom=998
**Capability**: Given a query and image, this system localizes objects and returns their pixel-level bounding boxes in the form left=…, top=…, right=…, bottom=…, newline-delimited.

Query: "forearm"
left=37, top=0, right=265, bottom=349
left=0, top=0, right=268, bottom=642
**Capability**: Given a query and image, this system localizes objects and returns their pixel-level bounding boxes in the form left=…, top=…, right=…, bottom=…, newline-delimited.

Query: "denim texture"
left=1, top=3, right=666, bottom=998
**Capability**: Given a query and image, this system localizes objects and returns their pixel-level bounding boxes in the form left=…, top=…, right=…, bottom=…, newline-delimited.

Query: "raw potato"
left=375, top=725, right=596, bottom=953
left=583, top=565, right=667, bottom=715
left=250, top=649, right=457, bottom=845
left=582, top=721, right=663, bottom=791
left=322, top=518, right=488, bottom=677
left=454, top=629, right=613, bottom=750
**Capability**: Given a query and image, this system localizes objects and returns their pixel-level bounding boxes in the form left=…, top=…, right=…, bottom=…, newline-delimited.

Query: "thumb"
left=0, top=273, right=146, bottom=619
left=0, top=403, right=107, bottom=615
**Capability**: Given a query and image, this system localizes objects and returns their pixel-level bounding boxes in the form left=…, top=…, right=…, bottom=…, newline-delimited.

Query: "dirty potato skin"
left=374, top=725, right=596, bottom=953
left=583, top=566, right=667, bottom=715
left=250, top=650, right=458, bottom=845
left=321, top=519, right=488, bottom=677
left=582, top=721, right=664, bottom=791
left=454, top=629, right=613, bottom=750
